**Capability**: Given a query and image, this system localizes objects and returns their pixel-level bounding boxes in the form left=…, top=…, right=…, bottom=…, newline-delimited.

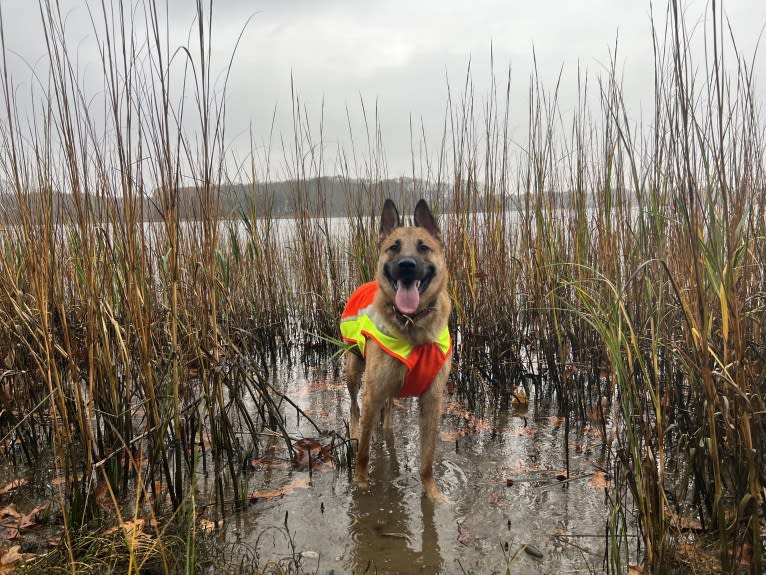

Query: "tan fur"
left=344, top=200, right=452, bottom=502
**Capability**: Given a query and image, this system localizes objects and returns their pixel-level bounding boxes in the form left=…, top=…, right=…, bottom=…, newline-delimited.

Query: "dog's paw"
left=423, top=485, right=448, bottom=504
left=352, top=471, right=369, bottom=490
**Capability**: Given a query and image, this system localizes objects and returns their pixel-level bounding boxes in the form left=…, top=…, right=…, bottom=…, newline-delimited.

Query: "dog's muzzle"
left=385, top=258, right=436, bottom=315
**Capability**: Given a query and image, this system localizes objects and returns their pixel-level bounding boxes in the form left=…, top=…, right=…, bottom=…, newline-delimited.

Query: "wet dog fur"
left=344, top=199, right=452, bottom=501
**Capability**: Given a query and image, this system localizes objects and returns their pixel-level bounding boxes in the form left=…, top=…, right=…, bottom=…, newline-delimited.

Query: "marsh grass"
left=0, top=0, right=764, bottom=573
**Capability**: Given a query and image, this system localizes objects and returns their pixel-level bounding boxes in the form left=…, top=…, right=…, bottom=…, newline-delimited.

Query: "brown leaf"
left=0, top=526, right=20, bottom=542
left=0, top=505, right=21, bottom=520
left=0, top=480, right=26, bottom=498
left=19, top=503, right=48, bottom=530
left=95, top=483, right=115, bottom=510
left=457, top=522, right=472, bottom=545
left=103, top=518, right=148, bottom=539
left=0, top=545, right=33, bottom=567
left=292, top=438, right=332, bottom=471
left=627, top=564, right=644, bottom=574
left=443, top=401, right=494, bottom=435
left=199, top=518, right=223, bottom=533
left=247, top=455, right=290, bottom=471
left=486, top=492, right=509, bottom=507
left=249, top=477, right=310, bottom=502
left=587, top=471, right=611, bottom=490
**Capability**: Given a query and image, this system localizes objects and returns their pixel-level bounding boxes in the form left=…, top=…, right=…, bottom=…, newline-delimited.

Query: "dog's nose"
left=397, top=257, right=417, bottom=279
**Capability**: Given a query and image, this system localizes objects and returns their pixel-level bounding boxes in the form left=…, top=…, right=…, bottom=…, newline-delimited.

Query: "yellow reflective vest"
left=340, top=281, right=451, bottom=397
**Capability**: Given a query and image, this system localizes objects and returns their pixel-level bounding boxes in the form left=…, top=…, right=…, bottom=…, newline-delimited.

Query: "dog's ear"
left=414, top=199, right=441, bottom=240
left=380, top=199, right=400, bottom=240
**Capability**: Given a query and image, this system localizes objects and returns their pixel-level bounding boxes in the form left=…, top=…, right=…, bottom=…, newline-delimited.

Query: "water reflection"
left=230, top=359, right=613, bottom=574
left=348, top=429, right=443, bottom=574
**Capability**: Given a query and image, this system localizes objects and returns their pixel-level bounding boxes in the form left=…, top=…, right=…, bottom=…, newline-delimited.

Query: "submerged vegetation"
left=0, top=0, right=764, bottom=573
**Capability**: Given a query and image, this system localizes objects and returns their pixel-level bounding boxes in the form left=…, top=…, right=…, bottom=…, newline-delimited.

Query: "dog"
left=340, top=199, right=452, bottom=501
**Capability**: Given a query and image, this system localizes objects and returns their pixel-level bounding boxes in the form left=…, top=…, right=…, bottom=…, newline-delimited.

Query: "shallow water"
left=221, top=359, right=614, bottom=574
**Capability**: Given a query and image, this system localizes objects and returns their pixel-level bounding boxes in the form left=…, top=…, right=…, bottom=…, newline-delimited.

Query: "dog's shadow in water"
left=347, top=428, right=443, bottom=574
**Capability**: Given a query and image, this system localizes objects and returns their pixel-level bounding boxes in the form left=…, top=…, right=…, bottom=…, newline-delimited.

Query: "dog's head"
left=376, top=199, right=447, bottom=316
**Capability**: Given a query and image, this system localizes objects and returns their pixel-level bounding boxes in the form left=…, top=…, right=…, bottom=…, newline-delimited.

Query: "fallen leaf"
left=292, top=438, right=333, bottom=471
left=249, top=477, right=310, bottom=502
left=443, top=401, right=494, bottom=435
left=587, top=471, right=611, bottom=490
left=0, top=480, right=26, bottom=498
left=627, top=564, right=644, bottom=574
left=19, top=504, right=48, bottom=529
left=0, top=545, right=23, bottom=567
left=0, top=526, right=20, bottom=542
left=0, top=545, right=34, bottom=568
left=0, top=505, right=21, bottom=520
left=199, top=518, right=223, bottom=533
left=103, top=518, right=149, bottom=538
left=457, top=522, right=472, bottom=545
left=95, top=483, right=115, bottom=510
left=122, top=519, right=146, bottom=535
left=487, top=492, right=509, bottom=507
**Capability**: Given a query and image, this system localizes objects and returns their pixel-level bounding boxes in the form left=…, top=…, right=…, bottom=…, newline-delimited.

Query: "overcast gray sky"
left=1, top=1, right=765, bottom=180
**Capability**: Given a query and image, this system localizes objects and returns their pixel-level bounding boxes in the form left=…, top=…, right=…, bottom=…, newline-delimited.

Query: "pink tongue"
left=395, top=283, right=420, bottom=315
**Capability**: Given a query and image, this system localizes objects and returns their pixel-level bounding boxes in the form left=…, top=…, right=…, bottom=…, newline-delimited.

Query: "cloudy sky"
left=1, top=1, right=765, bottom=180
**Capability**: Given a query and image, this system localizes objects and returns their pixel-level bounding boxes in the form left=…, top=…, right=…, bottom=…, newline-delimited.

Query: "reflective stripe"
left=340, top=280, right=451, bottom=397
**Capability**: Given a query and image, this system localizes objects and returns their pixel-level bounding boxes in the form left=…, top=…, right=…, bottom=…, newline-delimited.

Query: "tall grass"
left=0, top=0, right=764, bottom=573
left=0, top=0, right=317, bottom=560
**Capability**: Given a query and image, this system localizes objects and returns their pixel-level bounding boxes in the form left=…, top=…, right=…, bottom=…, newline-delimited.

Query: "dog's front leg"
left=354, top=384, right=385, bottom=487
left=354, top=345, right=404, bottom=487
left=344, top=353, right=364, bottom=439
left=418, top=359, right=451, bottom=502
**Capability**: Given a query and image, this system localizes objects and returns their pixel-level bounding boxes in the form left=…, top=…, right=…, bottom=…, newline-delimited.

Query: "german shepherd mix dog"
left=340, top=199, right=452, bottom=501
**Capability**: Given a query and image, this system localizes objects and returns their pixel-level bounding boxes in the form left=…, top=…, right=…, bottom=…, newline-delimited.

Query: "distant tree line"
left=0, top=176, right=569, bottom=224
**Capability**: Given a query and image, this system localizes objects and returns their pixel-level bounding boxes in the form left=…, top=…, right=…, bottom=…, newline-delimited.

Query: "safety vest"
left=340, top=281, right=452, bottom=397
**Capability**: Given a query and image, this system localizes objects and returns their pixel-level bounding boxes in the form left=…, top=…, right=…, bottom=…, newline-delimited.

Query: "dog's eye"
left=387, top=241, right=400, bottom=254
left=417, top=241, right=431, bottom=254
